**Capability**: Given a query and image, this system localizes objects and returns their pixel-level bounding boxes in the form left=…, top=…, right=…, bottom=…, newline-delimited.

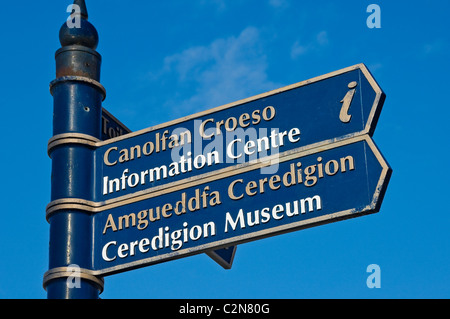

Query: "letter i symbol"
left=339, top=81, right=358, bottom=123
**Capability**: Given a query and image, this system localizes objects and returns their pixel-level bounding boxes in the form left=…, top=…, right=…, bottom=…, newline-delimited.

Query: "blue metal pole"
left=44, top=0, right=105, bottom=299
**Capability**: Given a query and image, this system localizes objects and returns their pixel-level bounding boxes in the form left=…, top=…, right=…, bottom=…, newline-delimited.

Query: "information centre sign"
left=96, top=64, right=384, bottom=201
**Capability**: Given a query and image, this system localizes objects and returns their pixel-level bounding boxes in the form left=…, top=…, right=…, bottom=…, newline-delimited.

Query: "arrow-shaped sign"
left=94, top=63, right=385, bottom=202
left=101, top=108, right=132, bottom=141
left=90, top=135, right=391, bottom=276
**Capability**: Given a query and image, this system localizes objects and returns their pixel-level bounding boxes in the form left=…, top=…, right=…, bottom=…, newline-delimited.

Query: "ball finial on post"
left=59, top=0, right=99, bottom=49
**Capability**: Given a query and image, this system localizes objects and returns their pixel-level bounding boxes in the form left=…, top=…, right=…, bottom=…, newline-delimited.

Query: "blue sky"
left=0, top=0, right=449, bottom=298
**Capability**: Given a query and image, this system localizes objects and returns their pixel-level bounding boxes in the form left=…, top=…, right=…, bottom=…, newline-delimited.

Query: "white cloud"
left=161, top=26, right=280, bottom=116
left=290, top=31, right=329, bottom=59
left=199, top=0, right=227, bottom=12
left=268, top=0, right=289, bottom=8
left=316, top=31, right=329, bottom=46
left=291, top=40, right=308, bottom=59
left=422, top=38, right=447, bottom=56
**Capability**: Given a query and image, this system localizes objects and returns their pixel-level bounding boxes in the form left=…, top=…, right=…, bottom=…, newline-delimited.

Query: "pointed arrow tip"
left=73, top=0, right=88, bottom=20
left=207, top=246, right=237, bottom=270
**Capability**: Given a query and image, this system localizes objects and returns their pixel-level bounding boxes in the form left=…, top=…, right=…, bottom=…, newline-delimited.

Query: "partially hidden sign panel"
left=101, top=108, right=132, bottom=141
left=92, top=135, right=391, bottom=276
left=95, top=64, right=385, bottom=203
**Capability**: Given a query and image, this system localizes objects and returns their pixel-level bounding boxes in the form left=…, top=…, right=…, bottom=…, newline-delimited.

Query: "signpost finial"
left=73, top=0, right=88, bottom=20
left=59, top=0, right=98, bottom=50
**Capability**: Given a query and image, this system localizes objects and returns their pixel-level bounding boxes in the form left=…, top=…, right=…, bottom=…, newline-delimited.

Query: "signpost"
left=45, top=0, right=391, bottom=299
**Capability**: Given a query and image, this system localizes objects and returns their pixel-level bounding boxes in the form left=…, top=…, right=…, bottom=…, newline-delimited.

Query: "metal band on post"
left=43, top=267, right=104, bottom=293
left=47, top=133, right=100, bottom=156
left=45, top=198, right=98, bottom=222
left=50, top=76, right=106, bottom=101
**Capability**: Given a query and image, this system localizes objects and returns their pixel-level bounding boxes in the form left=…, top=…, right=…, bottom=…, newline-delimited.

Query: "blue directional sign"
left=101, top=108, right=132, bottom=141
left=94, top=64, right=385, bottom=202
left=90, top=135, right=391, bottom=276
